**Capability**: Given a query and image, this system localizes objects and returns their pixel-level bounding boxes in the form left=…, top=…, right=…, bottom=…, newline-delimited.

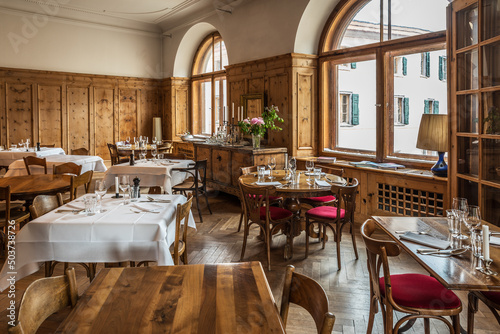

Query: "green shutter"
left=425, top=52, right=431, bottom=77
left=351, top=62, right=357, bottom=69
left=439, top=56, right=444, bottom=80
left=424, top=99, right=430, bottom=114
left=404, top=97, right=410, bottom=125
left=433, top=100, right=440, bottom=114
left=402, top=57, right=407, bottom=76
left=351, top=94, right=359, bottom=125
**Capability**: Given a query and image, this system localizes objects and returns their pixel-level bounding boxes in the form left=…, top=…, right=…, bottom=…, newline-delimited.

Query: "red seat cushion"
left=302, top=195, right=336, bottom=203
left=305, top=206, right=345, bottom=220
left=480, top=291, right=500, bottom=305
left=260, top=206, right=293, bottom=221
left=379, top=274, right=461, bottom=309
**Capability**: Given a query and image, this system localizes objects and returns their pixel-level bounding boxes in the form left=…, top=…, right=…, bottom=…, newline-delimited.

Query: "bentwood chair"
left=8, top=267, right=78, bottom=334
left=300, top=165, right=344, bottom=208
left=468, top=291, right=500, bottom=333
left=29, top=194, right=64, bottom=219
left=304, top=178, right=359, bottom=270
left=158, top=140, right=173, bottom=154
left=280, top=265, right=335, bottom=334
left=237, top=166, right=283, bottom=232
left=23, top=156, right=47, bottom=175
left=53, top=162, right=82, bottom=176
left=69, top=170, right=93, bottom=201
left=148, top=186, right=163, bottom=194
left=0, top=186, right=30, bottom=256
left=107, top=143, right=129, bottom=165
left=172, top=160, right=211, bottom=222
left=361, top=219, right=462, bottom=334
left=71, top=147, right=89, bottom=155
left=239, top=180, right=293, bottom=270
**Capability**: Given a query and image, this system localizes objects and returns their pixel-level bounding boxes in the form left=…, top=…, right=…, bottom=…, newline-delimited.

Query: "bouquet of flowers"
left=238, top=105, right=284, bottom=136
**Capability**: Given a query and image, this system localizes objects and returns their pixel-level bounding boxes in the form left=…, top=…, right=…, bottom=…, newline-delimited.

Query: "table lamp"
left=416, top=114, right=449, bottom=177
left=152, top=117, right=162, bottom=141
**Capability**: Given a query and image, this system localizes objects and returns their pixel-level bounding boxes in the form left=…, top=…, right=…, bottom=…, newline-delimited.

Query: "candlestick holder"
left=476, top=256, right=498, bottom=276
left=112, top=194, right=123, bottom=199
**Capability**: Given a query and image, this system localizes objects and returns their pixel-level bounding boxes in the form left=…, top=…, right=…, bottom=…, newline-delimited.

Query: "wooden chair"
left=163, top=153, right=187, bottom=160
left=71, top=147, right=89, bottom=155
left=53, top=162, right=82, bottom=176
left=107, top=143, right=129, bottom=166
left=468, top=291, right=500, bottom=333
left=70, top=170, right=93, bottom=201
left=0, top=186, right=30, bottom=256
left=148, top=186, right=163, bottom=194
left=239, top=180, right=293, bottom=270
left=300, top=165, right=344, bottom=208
left=237, top=165, right=283, bottom=232
left=171, top=193, right=193, bottom=265
left=361, top=219, right=462, bottom=334
left=23, top=156, right=47, bottom=175
left=8, top=267, right=78, bottom=334
left=158, top=140, right=173, bottom=154
left=280, top=265, right=335, bottom=334
left=29, top=194, right=64, bottom=219
left=172, top=160, right=212, bottom=222
left=304, top=178, right=359, bottom=270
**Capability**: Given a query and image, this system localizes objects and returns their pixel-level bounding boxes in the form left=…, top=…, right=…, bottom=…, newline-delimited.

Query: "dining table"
left=4, top=154, right=107, bottom=177
left=239, top=169, right=346, bottom=259
left=0, top=174, right=72, bottom=202
left=0, top=194, right=196, bottom=292
left=0, top=147, right=65, bottom=168
left=373, top=216, right=500, bottom=291
left=103, top=159, right=195, bottom=194
left=55, top=262, right=286, bottom=334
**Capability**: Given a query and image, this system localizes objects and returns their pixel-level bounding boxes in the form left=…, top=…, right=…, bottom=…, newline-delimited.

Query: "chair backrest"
left=107, top=143, right=120, bottom=165
left=315, top=164, right=344, bottom=177
left=8, top=267, right=78, bottom=334
left=330, top=178, right=359, bottom=221
left=280, top=265, right=335, bottom=334
left=163, top=153, right=187, bottom=160
left=239, top=180, right=274, bottom=225
left=193, top=159, right=208, bottom=184
left=53, top=162, right=82, bottom=176
left=29, top=194, right=63, bottom=219
left=70, top=147, right=89, bottom=155
left=0, top=186, right=13, bottom=224
left=39, top=144, right=55, bottom=148
left=360, top=219, right=401, bottom=309
left=23, top=156, right=47, bottom=175
left=240, top=165, right=258, bottom=176
left=70, top=170, right=93, bottom=200
left=173, top=193, right=193, bottom=265
left=158, top=141, right=173, bottom=153
left=148, top=186, right=163, bottom=194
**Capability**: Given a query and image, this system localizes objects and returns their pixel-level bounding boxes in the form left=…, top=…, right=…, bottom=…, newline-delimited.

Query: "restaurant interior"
left=1, top=0, right=500, bottom=333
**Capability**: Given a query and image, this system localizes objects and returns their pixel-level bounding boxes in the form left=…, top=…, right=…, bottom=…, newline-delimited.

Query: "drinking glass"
left=257, top=165, right=266, bottom=183
left=314, top=168, right=322, bottom=185
left=152, top=144, right=158, bottom=161
left=83, top=194, right=96, bottom=216
left=306, top=160, right=314, bottom=181
left=141, top=146, right=147, bottom=162
left=268, top=157, right=276, bottom=180
left=94, top=180, right=107, bottom=213
left=153, top=137, right=157, bottom=145
left=452, top=197, right=469, bottom=239
left=126, top=137, right=130, bottom=144
left=158, top=153, right=164, bottom=160
left=119, top=176, right=130, bottom=204
left=289, top=157, right=296, bottom=174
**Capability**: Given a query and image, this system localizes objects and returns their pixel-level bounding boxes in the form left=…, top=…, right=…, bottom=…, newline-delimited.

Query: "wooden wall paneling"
left=267, top=74, right=289, bottom=149
left=67, top=86, right=90, bottom=153
left=162, top=86, right=172, bottom=140
left=38, top=85, right=62, bottom=148
left=6, top=83, right=33, bottom=147
left=94, top=87, right=115, bottom=158
left=196, top=146, right=212, bottom=179
left=140, top=89, right=159, bottom=140
left=136, top=89, right=142, bottom=139
left=212, top=149, right=231, bottom=185
left=248, top=77, right=264, bottom=95
left=0, top=81, right=5, bottom=145
left=229, top=79, right=246, bottom=113
left=296, top=72, right=314, bottom=152
left=231, top=151, right=254, bottom=186
left=118, top=89, right=138, bottom=142
left=175, top=86, right=188, bottom=138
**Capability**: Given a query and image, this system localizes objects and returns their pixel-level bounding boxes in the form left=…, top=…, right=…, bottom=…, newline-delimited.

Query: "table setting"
left=0, top=146, right=65, bottom=167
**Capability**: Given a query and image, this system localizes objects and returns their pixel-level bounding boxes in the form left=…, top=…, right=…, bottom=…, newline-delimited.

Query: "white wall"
left=0, top=9, right=163, bottom=78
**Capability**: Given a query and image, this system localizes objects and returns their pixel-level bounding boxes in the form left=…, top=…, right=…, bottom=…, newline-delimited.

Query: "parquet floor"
left=1, top=189, right=500, bottom=333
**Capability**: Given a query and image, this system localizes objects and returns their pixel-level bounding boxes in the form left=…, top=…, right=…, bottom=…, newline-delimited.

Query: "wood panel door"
left=6, top=83, right=33, bottom=147
left=95, top=88, right=115, bottom=158
left=119, top=89, right=138, bottom=142
left=67, top=87, right=90, bottom=153
left=38, top=85, right=62, bottom=148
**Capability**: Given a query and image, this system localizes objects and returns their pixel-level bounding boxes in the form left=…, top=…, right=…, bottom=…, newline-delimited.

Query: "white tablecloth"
left=103, top=159, right=194, bottom=194
left=0, top=147, right=65, bottom=167
left=0, top=194, right=195, bottom=291
left=4, top=155, right=107, bottom=177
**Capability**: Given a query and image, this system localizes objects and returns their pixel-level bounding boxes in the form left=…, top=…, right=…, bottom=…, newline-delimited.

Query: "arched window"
left=192, top=33, right=228, bottom=135
left=320, top=0, right=449, bottom=164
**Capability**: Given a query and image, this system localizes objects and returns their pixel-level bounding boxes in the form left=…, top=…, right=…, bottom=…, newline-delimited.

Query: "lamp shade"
left=416, top=114, right=449, bottom=152
left=152, top=117, right=162, bottom=141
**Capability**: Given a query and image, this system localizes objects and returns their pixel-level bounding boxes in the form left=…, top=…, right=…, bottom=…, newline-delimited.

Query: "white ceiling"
left=0, top=0, right=238, bottom=33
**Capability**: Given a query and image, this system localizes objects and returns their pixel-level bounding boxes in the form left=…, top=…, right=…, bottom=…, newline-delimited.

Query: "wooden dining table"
left=373, top=216, right=500, bottom=291
left=55, top=262, right=286, bottom=334
left=0, top=174, right=72, bottom=202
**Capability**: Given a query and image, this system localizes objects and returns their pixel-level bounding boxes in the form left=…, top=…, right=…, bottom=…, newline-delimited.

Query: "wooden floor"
left=1, top=190, right=500, bottom=333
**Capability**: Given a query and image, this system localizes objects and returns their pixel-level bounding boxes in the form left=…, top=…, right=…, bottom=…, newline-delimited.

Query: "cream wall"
left=0, top=8, right=163, bottom=78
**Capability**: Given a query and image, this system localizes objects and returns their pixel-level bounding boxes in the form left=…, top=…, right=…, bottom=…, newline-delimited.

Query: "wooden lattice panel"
left=377, top=183, right=444, bottom=217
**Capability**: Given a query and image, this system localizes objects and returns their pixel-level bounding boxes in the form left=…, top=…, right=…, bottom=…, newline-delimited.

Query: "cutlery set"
left=417, top=248, right=467, bottom=256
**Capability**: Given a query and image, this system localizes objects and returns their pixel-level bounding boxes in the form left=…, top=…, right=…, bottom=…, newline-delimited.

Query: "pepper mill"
left=36, top=142, right=40, bottom=151
left=132, top=177, right=141, bottom=199
left=130, top=152, right=135, bottom=165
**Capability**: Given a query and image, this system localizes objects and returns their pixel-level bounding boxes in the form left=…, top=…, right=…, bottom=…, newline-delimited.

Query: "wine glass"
left=126, top=137, right=130, bottom=144
left=289, top=157, right=296, bottom=173
left=452, top=197, right=469, bottom=239
left=119, top=176, right=130, bottom=204
left=94, top=180, right=107, bottom=213
left=141, top=146, right=147, bottom=162
left=306, top=160, right=314, bottom=181
left=152, top=137, right=157, bottom=145
left=268, top=157, right=276, bottom=180
left=152, top=145, right=158, bottom=161
left=466, top=205, right=482, bottom=231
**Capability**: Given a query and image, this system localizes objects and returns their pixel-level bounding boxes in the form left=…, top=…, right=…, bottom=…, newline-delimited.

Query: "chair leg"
left=468, top=292, right=478, bottom=334
left=336, top=223, right=342, bottom=270
left=237, top=211, right=244, bottom=232
left=424, top=318, right=430, bottom=334
left=366, top=295, right=377, bottom=334
left=194, top=191, right=203, bottom=223
left=452, top=314, right=460, bottom=334
left=203, top=189, right=212, bottom=214
left=351, top=221, right=359, bottom=260
left=305, top=217, right=310, bottom=258
left=265, top=229, right=271, bottom=271
left=322, top=225, right=326, bottom=249
left=240, top=219, right=249, bottom=261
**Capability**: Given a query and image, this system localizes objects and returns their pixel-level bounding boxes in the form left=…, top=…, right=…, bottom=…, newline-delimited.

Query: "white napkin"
left=64, top=202, right=85, bottom=210
left=255, top=181, right=282, bottom=186
left=490, top=236, right=500, bottom=246
left=131, top=202, right=162, bottom=212
left=315, top=179, right=331, bottom=187
left=399, top=232, right=450, bottom=250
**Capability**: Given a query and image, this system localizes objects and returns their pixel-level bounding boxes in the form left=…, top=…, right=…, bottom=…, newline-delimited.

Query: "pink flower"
left=250, top=117, right=264, bottom=125
left=243, top=118, right=250, bottom=124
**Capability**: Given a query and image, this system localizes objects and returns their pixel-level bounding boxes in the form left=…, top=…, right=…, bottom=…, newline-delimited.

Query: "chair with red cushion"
left=237, top=165, right=283, bottom=232
left=304, top=178, right=359, bottom=270
left=468, top=290, right=500, bottom=333
left=239, top=179, right=292, bottom=270
left=300, top=165, right=344, bottom=208
left=361, top=219, right=462, bottom=334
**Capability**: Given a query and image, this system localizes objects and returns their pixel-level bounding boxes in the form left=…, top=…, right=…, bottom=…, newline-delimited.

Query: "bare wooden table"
left=0, top=174, right=71, bottom=202
left=55, top=262, right=286, bottom=333
left=373, top=216, right=500, bottom=291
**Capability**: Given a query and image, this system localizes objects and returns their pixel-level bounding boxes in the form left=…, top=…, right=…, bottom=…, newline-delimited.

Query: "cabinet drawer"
left=212, top=150, right=231, bottom=184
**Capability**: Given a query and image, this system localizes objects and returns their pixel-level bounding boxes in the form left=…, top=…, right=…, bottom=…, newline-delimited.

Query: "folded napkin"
left=255, top=181, right=282, bottom=186
left=131, top=202, right=162, bottom=212
left=64, top=202, right=85, bottom=210
left=305, top=172, right=326, bottom=176
left=399, top=232, right=450, bottom=250
left=315, top=179, right=331, bottom=187
left=325, top=176, right=345, bottom=184
left=490, top=236, right=500, bottom=246
left=161, top=162, right=174, bottom=166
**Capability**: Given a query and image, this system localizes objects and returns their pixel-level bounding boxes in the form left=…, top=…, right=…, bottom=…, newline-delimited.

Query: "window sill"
left=394, top=123, right=407, bottom=127
left=339, top=124, right=355, bottom=127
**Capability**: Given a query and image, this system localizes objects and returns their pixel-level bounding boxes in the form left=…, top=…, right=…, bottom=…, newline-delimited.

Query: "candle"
left=241, top=106, right=244, bottom=120
left=483, top=225, right=490, bottom=260
left=237, top=107, right=240, bottom=121
left=232, top=103, right=234, bottom=118
left=223, top=106, right=225, bottom=123
left=115, top=177, right=119, bottom=196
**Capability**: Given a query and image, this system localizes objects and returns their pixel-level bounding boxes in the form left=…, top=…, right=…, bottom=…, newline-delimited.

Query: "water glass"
left=291, top=171, right=300, bottom=185
left=314, top=168, right=322, bottom=184
left=446, top=209, right=458, bottom=235
left=94, top=180, right=106, bottom=213
left=158, top=153, right=164, bottom=160
left=471, top=228, right=483, bottom=257
left=83, top=195, right=96, bottom=216
left=129, top=187, right=140, bottom=202
left=306, top=160, right=314, bottom=181
left=119, top=176, right=130, bottom=204
left=257, top=165, right=266, bottom=183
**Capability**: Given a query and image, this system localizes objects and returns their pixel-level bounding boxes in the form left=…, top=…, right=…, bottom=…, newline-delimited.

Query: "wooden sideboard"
left=193, top=143, right=287, bottom=196
left=297, top=158, right=448, bottom=221
left=172, top=141, right=195, bottom=159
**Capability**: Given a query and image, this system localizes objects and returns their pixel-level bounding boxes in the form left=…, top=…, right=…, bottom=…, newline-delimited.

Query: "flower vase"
left=252, top=134, right=261, bottom=149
